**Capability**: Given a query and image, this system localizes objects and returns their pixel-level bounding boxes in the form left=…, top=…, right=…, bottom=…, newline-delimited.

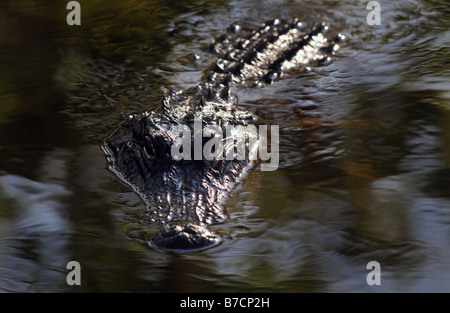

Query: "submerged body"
left=103, top=18, right=343, bottom=252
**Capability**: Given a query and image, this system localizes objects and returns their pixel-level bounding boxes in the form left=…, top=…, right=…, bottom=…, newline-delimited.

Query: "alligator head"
left=103, top=83, right=259, bottom=252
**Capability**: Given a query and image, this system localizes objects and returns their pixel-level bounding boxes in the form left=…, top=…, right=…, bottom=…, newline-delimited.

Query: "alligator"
left=103, top=18, right=344, bottom=252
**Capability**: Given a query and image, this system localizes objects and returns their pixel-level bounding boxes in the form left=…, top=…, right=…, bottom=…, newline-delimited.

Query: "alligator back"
left=103, top=18, right=343, bottom=252
left=209, top=18, right=342, bottom=85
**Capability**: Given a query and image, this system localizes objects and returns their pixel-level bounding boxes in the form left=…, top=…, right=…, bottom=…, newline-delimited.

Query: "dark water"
left=0, top=0, right=449, bottom=292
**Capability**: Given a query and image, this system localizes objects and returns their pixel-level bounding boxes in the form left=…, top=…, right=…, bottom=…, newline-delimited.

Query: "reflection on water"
left=0, top=0, right=450, bottom=292
left=0, top=175, right=72, bottom=292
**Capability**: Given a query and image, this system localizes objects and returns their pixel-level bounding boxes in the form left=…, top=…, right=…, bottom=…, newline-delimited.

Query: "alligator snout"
left=151, top=223, right=221, bottom=252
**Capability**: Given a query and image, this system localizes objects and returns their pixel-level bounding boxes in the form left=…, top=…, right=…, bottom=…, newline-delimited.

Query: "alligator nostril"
left=150, top=224, right=221, bottom=252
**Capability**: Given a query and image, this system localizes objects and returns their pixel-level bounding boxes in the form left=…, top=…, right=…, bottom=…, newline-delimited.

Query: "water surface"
left=0, top=0, right=449, bottom=292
